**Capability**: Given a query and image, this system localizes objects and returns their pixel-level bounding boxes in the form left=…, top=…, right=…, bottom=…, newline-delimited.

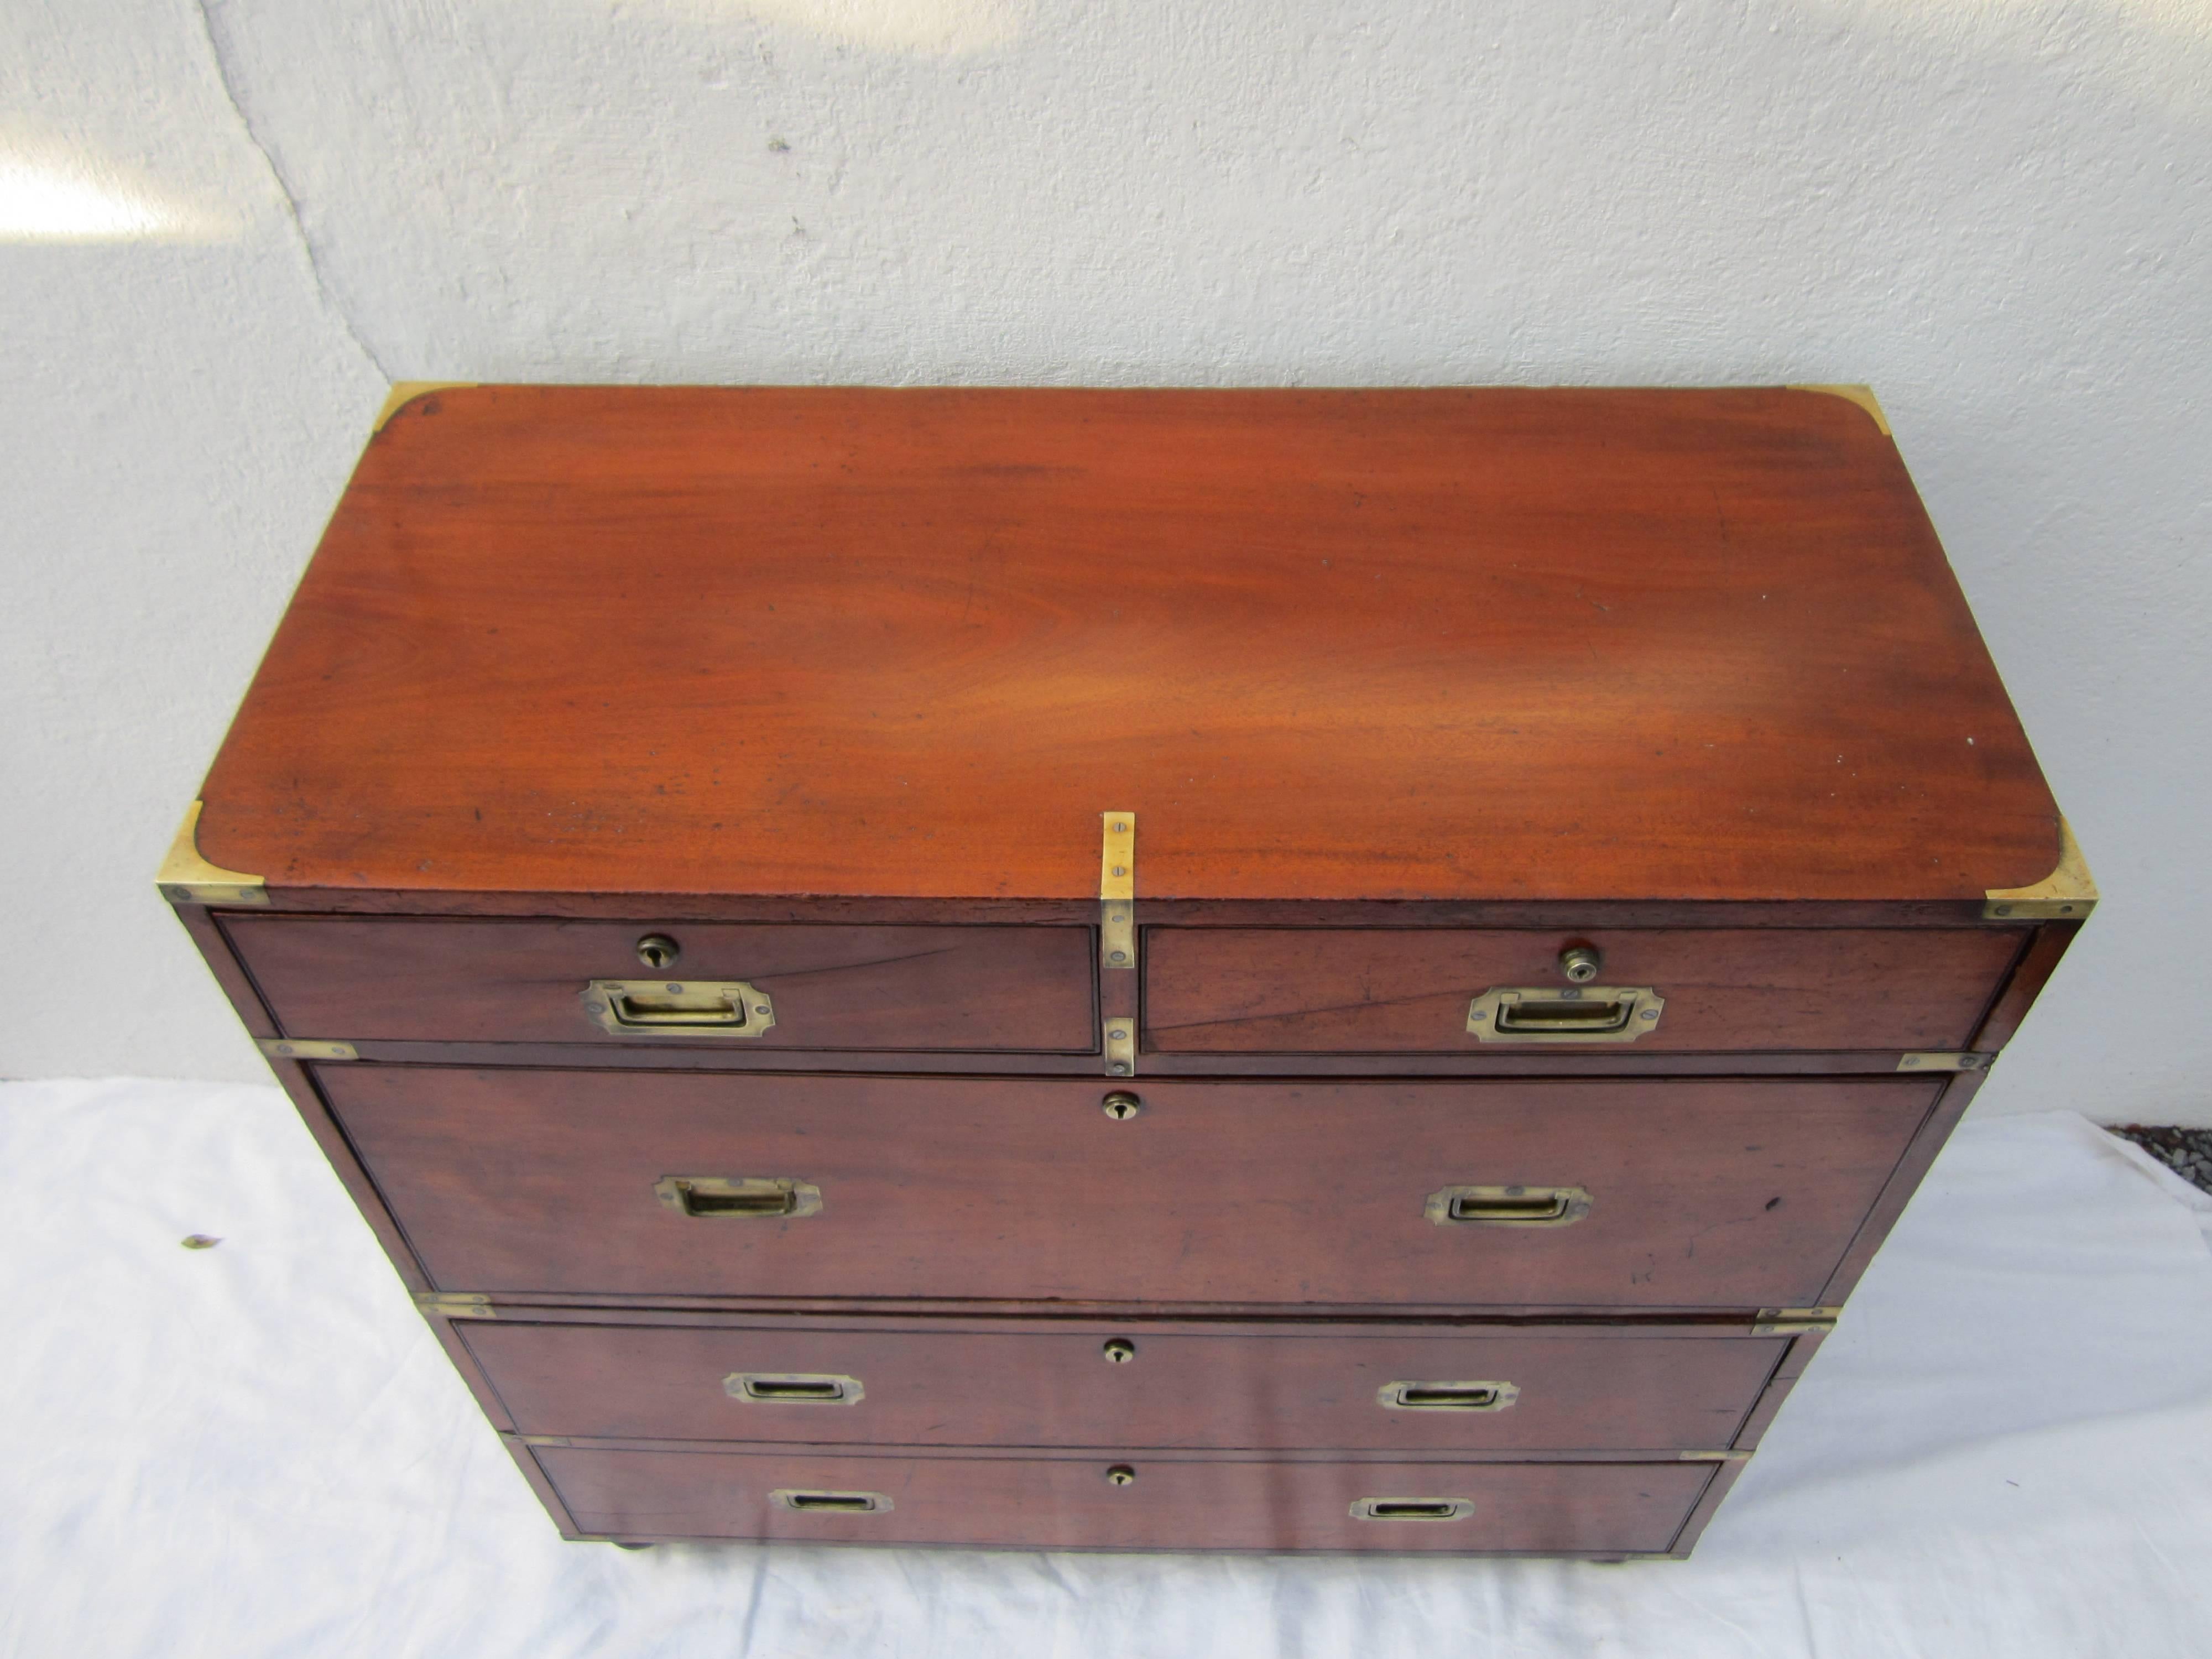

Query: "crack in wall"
left=189, top=0, right=393, bottom=384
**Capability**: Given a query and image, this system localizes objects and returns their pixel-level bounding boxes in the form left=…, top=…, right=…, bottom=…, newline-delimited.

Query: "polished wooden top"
left=197, top=385, right=2059, bottom=901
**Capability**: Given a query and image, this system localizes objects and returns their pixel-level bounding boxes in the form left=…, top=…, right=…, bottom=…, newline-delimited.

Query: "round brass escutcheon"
left=1105, top=1464, right=1138, bottom=1487
left=635, top=933, right=682, bottom=970
left=1558, top=945, right=1602, bottom=984
left=1102, top=1338, right=1138, bottom=1364
left=1102, top=1091, right=1143, bottom=1121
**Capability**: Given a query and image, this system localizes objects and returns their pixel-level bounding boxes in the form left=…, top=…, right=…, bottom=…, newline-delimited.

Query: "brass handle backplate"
left=1425, top=1184, right=1591, bottom=1227
left=771, top=1489, right=892, bottom=1514
left=1350, top=1496, right=1476, bottom=1522
left=1466, top=985, right=1663, bottom=1043
left=1378, top=1379, right=1520, bottom=1412
left=583, top=979, right=776, bottom=1038
left=654, top=1176, right=822, bottom=1219
left=726, top=1371, right=864, bottom=1405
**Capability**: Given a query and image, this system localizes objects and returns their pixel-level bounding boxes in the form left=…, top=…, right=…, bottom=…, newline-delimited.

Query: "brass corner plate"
left=158, top=800, right=268, bottom=906
left=418, top=1292, right=495, bottom=1320
left=256, top=1037, right=358, bottom=1062
left=1752, top=1307, right=1840, bottom=1335
left=1787, top=383, right=1891, bottom=436
left=1984, top=817, right=2096, bottom=921
left=372, top=380, right=478, bottom=434
left=1466, top=985, right=1664, bottom=1044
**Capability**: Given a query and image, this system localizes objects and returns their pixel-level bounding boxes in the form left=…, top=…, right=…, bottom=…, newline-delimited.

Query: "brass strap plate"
left=1984, top=817, right=2096, bottom=921
left=1104, top=1018, right=1137, bottom=1078
left=256, top=1038, right=358, bottom=1062
left=1897, top=1052, right=1989, bottom=1072
left=418, top=1292, right=495, bottom=1319
left=157, top=800, right=268, bottom=906
left=1752, top=1306, right=1840, bottom=1335
left=1100, top=811, right=1136, bottom=968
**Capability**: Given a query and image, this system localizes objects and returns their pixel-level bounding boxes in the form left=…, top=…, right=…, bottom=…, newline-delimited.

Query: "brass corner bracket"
left=1752, top=1307, right=1840, bottom=1336
left=158, top=800, right=268, bottom=906
left=1984, top=817, right=2096, bottom=922
left=372, top=380, right=478, bottom=434
left=417, top=1292, right=495, bottom=1320
left=1787, top=383, right=1891, bottom=436
left=256, top=1037, right=358, bottom=1062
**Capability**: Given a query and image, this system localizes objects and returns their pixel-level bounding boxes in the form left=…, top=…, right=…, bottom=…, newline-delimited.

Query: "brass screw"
left=1102, top=1338, right=1137, bottom=1363
left=1105, top=1464, right=1137, bottom=1486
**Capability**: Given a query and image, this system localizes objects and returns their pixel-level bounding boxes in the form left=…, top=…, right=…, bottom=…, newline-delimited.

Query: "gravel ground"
left=2110, top=1125, right=2212, bottom=1196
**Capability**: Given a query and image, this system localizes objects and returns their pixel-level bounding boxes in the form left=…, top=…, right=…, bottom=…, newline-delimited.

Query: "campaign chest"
left=161, top=384, right=2090, bottom=1556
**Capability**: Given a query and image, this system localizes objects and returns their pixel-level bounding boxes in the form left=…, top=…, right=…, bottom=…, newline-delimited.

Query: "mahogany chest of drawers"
left=163, top=384, right=2091, bottom=1557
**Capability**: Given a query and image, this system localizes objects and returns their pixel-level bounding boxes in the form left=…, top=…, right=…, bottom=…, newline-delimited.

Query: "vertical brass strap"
left=1100, top=811, right=1136, bottom=1076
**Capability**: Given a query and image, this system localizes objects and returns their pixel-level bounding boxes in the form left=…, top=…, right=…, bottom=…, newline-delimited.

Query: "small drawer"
left=1143, top=927, right=2020, bottom=1054
left=222, top=915, right=1095, bottom=1052
left=463, top=1317, right=1786, bottom=1452
left=323, top=1067, right=1941, bottom=1310
left=527, top=1444, right=1718, bottom=1553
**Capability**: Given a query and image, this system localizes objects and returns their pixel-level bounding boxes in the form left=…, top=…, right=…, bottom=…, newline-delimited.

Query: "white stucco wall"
left=5, top=0, right=2206, bottom=1120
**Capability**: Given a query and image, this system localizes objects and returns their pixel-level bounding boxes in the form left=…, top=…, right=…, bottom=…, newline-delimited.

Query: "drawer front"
left=324, top=1068, right=1939, bottom=1308
left=1144, top=927, right=2018, bottom=1053
left=225, top=916, right=1095, bottom=1052
left=530, top=1444, right=1715, bottom=1553
left=463, top=1319, right=1784, bottom=1451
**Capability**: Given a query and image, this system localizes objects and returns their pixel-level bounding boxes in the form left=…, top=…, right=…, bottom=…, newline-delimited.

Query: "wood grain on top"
left=196, top=386, right=2059, bottom=901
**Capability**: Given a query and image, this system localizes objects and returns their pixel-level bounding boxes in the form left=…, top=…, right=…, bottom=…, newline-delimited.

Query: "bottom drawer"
left=523, top=1443, right=1720, bottom=1554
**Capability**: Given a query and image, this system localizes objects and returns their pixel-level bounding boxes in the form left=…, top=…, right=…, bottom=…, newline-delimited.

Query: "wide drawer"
left=223, top=916, right=1096, bottom=1052
left=527, top=1443, right=1718, bottom=1553
left=324, top=1068, right=1940, bottom=1309
left=461, top=1317, right=1786, bottom=1451
left=1144, top=927, right=2020, bottom=1053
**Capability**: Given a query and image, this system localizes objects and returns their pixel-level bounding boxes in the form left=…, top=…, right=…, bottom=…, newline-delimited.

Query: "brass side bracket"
left=1752, top=1307, right=1840, bottom=1335
left=1896, top=1052, right=1988, bottom=1073
left=418, top=1292, right=495, bottom=1319
left=1676, top=1449, right=1754, bottom=1463
left=1984, top=817, right=2096, bottom=921
left=1787, top=383, right=1891, bottom=436
left=158, top=800, right=268, bottom=906
left=257, top=1038, right=359, bottom=1062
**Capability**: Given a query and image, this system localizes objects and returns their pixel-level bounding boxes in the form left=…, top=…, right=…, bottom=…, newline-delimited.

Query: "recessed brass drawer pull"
left=772, top=1489, right=893, bottom=1514
left=726, top=1372, right=864, bottom=1405
left=1425, top=1184, right=1592, bottom=1227
left=653, top=1176, right=823, bottom=1219
left=1350, top=1496, right=1476, bottom=1522
left=582, top=979, right=776, bottom=1038
left=1466, top=985, right=1663, bottom=1043
left=1378, top=1379, right=1520, bottom=1412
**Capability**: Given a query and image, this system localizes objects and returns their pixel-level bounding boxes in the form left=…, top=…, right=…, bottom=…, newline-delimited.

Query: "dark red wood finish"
left=195, top=387, right=2060, bottom=905
left=1144, top=927, right=2019, bottom=1053
left=223, top=915, right=1096, bottom=1051
left=317, top=1067, right=1940, bottom=1309
left=527, top=1442, right=1718, bottom=1553
left=458, top=1318, right=1786, bottom=1452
